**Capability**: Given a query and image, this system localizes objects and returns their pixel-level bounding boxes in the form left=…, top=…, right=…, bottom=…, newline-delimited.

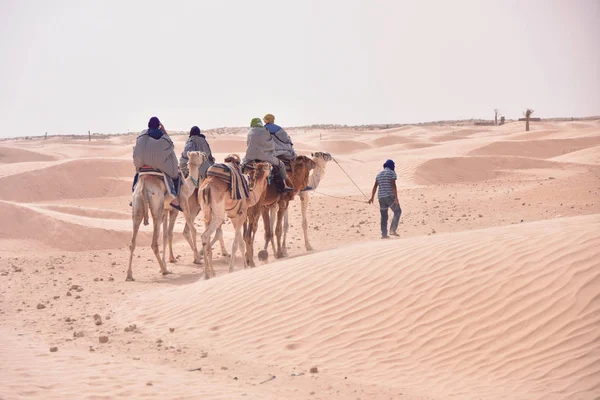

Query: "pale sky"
left=1, top=0, right=599, bottom=137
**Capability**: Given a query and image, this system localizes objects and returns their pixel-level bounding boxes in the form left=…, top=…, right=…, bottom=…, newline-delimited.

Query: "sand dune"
left=0, top=202, right=139, bottom=251
left=471, top=136, right=600, bottom=159
left=40, top=204, right=130, bottom=220
left=0, top=146, right=57, bottom=163
left=0, top=158, right=132, bottom=202
left=118, top=215, right=600, bottom=400
left=1, top=120, right=599, bottom=400
left=414, top=156, right=565, bottom=185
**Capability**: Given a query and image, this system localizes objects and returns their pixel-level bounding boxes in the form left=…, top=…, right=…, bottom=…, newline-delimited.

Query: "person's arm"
left=392, top=179, right=399, bottom=204
left=368, top=180, right=378, bottom=204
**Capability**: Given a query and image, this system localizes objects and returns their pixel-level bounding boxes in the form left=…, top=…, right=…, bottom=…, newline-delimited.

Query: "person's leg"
left=390, top=202, right=402, bottom=235
left=132, top=172, right=139, bottom=193
left=276, top=159, right=294, bottom=192
left=167, top=174, right=183, bottom=211
left=378, top=196, right=392, bottom=238
left=380, top=208, right=389, bottom=237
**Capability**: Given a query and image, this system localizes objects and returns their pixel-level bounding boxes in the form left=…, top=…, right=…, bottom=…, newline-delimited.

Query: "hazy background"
left=1, top=0, right=599, bottom=137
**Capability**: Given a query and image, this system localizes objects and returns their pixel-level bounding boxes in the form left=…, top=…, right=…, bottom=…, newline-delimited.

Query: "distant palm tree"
left=494, top=109, right=499, bottom=126
left=524, top=109, right=534, bottom=131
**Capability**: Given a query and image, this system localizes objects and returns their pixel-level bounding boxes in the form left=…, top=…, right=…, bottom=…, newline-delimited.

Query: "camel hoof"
left=162, top=270, right=172, bottom=276
left=169, top=258, right=176, bottom=264
left=258, top=250, right=269, bottom=262
left=306, top=245, right=314, bottom=251
left=126, top=276, right=134, bottom=282
left=275, top=251, right=284, bottom=259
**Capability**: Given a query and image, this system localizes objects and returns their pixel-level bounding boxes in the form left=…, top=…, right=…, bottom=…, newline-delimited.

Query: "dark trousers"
left=379, top=195, right=402, bottom=236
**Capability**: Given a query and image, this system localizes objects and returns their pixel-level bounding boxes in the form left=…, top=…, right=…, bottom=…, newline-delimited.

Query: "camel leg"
left=282, top=208, right=290, bottom=257
left=126, top=205, right=144, bottom=281
left=183, top=194, right=203, bottom=264
left=160, top=211, right=171, bottom=274
left=237, top=225, right=247, bottom=268
left=244, top=207, right=260, bottom=268
left=264, top=207, right=277, bottom=256
left=150, top=206, right=168, bottom=275
left=228, top=216, right=244, bottom=273
left=300, top=192, right=313, bottom=251
left=183, top=199, right=202, bottom=265
left=214, top=226, right=230, bottom=257
left=201, top=199, right=223, bottom=280
left=275, top=200, right=289, bottom=259
left=167, top=208, right=178, bottom=263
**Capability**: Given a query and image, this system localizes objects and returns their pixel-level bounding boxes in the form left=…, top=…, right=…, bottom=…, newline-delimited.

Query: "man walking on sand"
left=368, top=159, right=402, bottom=239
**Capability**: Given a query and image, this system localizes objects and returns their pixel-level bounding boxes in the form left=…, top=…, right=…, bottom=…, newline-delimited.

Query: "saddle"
left=206, top=162, right=249, bottom=200
left=138, top=166, right=181, bottom=196
left=244, top=158, right=294, bottom=194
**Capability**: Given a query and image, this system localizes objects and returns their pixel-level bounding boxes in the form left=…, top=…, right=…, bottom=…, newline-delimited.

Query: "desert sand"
left=0, top=119, right=599, bottom=399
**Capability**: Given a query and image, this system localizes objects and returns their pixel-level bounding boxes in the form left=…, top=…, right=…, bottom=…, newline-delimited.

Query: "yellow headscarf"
left=263, top=114, right=275, bottom=124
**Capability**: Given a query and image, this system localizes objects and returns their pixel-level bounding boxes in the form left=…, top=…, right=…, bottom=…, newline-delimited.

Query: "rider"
left=179, top=125, right=215, bottom=178
left=132, top=116, right=182, bottom=211
left=243, top=117, right=294, bottom=192
left=264, top=113, right=312, bottom=191
left=263, top=114, right=296, bottom=162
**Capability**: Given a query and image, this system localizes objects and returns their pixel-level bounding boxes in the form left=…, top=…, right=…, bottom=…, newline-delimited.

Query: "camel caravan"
left=127, top=115, right=332, bottom=281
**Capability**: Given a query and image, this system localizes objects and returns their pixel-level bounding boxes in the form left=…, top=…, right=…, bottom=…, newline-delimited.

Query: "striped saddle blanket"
left=206, top=163, right=249, bottom=200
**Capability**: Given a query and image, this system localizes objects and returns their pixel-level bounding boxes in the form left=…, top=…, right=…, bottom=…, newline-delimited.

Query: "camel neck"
left=308, top=161, right=327, bottom=190
left=188, top=164, right=201, bottom=187
left=248, top=178, right=269, bottom=207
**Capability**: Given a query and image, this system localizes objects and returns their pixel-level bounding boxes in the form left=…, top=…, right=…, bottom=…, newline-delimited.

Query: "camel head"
left=294, top=155, right=317, bottom=173
left=187, top=151, right=208, bottom=169
left=311, top=151, right=333, bottom=165
left=245, top=162, right=272, bottom=191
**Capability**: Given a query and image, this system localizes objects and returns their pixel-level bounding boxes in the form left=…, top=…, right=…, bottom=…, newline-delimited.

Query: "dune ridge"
left=119, top=215, right=600, bottom=400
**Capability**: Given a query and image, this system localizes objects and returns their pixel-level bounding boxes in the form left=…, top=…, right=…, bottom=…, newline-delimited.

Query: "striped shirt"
left=376, top=168, right=397, bottom=198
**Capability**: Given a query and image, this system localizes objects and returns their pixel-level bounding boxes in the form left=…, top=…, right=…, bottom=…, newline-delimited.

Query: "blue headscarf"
left=383, top=159, right=395, bottom=171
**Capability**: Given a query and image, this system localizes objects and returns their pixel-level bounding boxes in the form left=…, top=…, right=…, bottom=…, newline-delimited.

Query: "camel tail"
left=137, top=178, right=149, bottom=226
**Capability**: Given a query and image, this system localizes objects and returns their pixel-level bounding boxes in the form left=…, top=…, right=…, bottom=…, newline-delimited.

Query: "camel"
left=179, top=151, right=228, bottom=262
left=199, top=161, right=272, bottom=279
left=267, top=151, right=332, bottom=255
left=244, top=155, right=315, bottom=267
left=126, top=159, right=202, bottom=281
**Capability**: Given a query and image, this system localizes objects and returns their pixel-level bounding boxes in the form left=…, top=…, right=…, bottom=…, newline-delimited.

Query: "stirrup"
left=170, top=202, right=183, bottom=212
left=301, top=186, right=313, bottom=192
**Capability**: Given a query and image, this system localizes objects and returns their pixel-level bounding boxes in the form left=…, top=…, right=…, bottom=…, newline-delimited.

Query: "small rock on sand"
left=310, top=367, right=319, bottom=373
left=37, top=303, right=46, bottom=310
left=169, top=328, right=175, bottom=333
left=99, top=335, right=109, bottom=343
left=50, top=347, right=58, bottom=352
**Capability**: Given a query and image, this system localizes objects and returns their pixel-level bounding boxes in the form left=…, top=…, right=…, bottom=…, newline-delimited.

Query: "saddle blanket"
left=206, top=163, right=249, bottom=200
left=137, top=166, right=181, bottom=197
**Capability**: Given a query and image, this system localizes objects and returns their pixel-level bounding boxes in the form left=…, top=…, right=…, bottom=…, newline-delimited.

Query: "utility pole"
left=88, top=130, right=91, bottom=142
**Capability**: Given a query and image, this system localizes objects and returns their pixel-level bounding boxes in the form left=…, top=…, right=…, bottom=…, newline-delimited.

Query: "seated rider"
left=243, top=118, right=294, bottom=192
left=179, top=125, right=215, bottom=178
left=263, top=113, right=312, bottom=191
left=132, top=116, right=182, bottom=211
left=263, top=114, right=296, bottom=163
